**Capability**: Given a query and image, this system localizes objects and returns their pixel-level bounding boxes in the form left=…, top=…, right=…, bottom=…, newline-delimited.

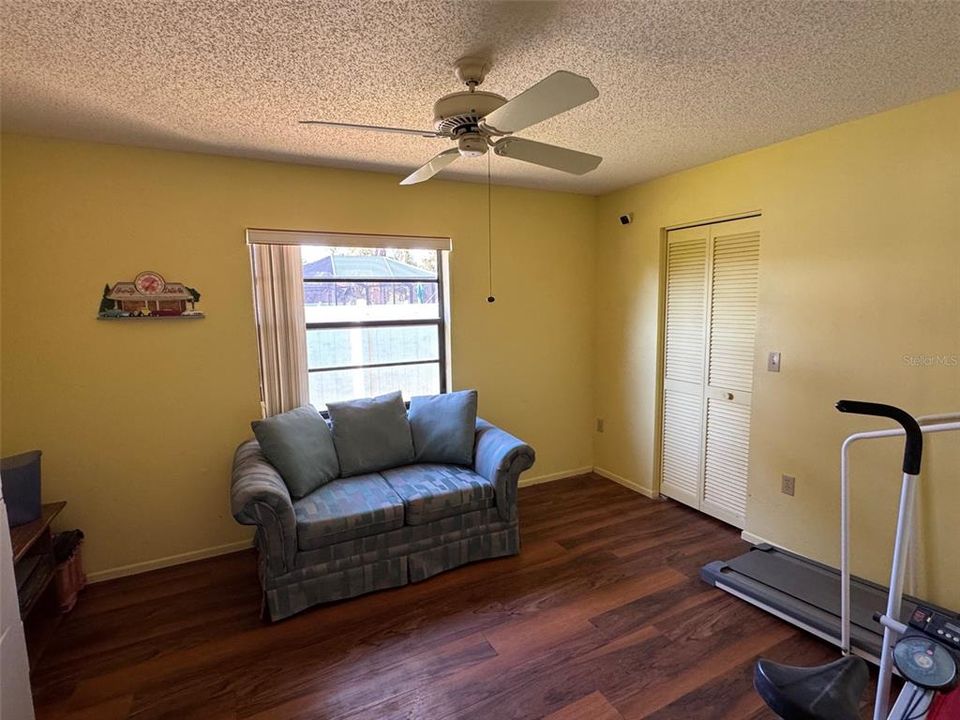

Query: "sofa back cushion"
left=251, top=405, right=340, bottom=499
left=408, top=390, right=478, bottom=466
left=327, top=391, right=415, bottom=476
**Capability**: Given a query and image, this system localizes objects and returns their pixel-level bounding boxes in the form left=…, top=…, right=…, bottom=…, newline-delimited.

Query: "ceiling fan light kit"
left=301, top=57, right=603, bottom=186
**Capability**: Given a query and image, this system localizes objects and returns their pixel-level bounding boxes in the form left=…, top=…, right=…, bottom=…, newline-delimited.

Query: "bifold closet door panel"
left=702, top=217, right=760, bottom=527
left=660, top=225, right=709, bottom=509
left=702, top=392, right=752, bottom=526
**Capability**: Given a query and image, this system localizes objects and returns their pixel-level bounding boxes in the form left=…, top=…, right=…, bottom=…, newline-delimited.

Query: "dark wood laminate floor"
left=29, top=475, right=879, bottom=720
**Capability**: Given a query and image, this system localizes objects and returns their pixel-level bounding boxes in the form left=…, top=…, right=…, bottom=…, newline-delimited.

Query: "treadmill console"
left=894, top=606, right=960, bottom=691
left=909, top=606, right=960, bottom=649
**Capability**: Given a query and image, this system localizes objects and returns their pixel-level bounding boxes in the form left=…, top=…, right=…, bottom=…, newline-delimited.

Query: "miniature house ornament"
left=98, top=271, right=204, bottom=319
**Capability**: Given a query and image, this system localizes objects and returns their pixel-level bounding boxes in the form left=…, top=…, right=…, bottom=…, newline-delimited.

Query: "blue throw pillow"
left=327, top=391, right=415, bottom=477
left=408, top=389, right=478, bottom=466
left=251, top=405, right=340, bottom=499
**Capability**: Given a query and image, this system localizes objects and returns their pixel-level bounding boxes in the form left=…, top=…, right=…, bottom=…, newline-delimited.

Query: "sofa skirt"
left=264, top=523, right=520, bottom=621
left=407, top=526, right=519, bottom=583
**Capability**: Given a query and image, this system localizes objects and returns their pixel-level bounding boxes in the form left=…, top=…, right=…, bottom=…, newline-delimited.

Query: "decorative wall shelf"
left=96, top=315, right=205, bottom=321
left=98, top=270, right=204, bottom=321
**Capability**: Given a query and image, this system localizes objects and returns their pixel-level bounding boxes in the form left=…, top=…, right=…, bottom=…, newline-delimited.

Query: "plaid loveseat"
left=231, top=419, right=535, bottom=620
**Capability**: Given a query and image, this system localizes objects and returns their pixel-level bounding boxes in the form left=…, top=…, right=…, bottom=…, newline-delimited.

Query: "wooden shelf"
left=96, top=315, right=204, bottom=321
left=15, top=501, right=72, bottom=670
left=11, top=501, right=65, bottom=563
left=18, top=557, right=55, bottom=617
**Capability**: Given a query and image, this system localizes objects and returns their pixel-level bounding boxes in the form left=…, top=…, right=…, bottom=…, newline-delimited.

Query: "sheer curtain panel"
left=250, top=243, right=309, bottom=416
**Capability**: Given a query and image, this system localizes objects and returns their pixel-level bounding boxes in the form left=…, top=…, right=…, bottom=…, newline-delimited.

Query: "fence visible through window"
left=301, top=246, right=446, bottom=410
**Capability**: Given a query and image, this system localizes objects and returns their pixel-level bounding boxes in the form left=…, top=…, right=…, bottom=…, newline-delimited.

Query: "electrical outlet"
left=596, top=418, right=604, bottom=433
left=781, top=474, right=796, bottom=496
left=767, top=351, right=782, bottom=373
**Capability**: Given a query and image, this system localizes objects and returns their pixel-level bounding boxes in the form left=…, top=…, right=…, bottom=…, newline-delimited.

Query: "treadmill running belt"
left=726, top=548, right=889, bottom=633
left=700, top=544, right=956, bottom=663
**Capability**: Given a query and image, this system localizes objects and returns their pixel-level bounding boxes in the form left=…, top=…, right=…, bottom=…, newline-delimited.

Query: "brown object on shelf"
left=55, top=541, right=86, bottom=613
left=11, top=501, right=65, bottom=619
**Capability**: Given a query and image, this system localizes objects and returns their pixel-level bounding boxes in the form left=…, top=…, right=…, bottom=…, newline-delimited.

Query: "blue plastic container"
left=1, top=450, right=42, bottom=527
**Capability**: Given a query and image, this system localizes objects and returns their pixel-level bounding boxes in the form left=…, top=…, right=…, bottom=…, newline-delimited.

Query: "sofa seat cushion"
left=294, top=474, right=404, bottom=550
left=380, top=464, right=495, bottom=525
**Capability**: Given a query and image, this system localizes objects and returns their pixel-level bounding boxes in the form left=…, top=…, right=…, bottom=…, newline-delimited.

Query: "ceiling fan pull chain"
left=487, top=151, right=495, bottom=303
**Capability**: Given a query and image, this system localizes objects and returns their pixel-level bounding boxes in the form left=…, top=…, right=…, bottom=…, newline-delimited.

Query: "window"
left=301, top=246, right=446, bottom=410
left=247, top=229, right=451, bottom=417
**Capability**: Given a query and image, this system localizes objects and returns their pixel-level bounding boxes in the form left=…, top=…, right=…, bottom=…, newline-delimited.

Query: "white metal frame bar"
left=838, top=413, right=960, bottom=720
left=888, top=682, right=935, bottom=720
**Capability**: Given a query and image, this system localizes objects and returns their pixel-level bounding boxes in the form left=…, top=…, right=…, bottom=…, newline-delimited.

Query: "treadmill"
left=702, top=404, right=960, bottom=669
left=701, top=543, right=960, bottom=665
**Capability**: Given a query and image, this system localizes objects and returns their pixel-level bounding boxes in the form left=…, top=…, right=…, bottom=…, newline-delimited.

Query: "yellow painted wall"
left=0, top=135, right=596, bottom=578
left=3, top=91, right=958, bottom=604
left=595, top=90, right=960, bottom=606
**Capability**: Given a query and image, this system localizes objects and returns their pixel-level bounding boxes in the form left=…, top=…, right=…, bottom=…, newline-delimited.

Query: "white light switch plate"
left=767, top=351, right=781, bottom=372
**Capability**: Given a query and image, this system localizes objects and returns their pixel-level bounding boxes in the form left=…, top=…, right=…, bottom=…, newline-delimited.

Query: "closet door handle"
left=726, top=392, right=734, bottom=400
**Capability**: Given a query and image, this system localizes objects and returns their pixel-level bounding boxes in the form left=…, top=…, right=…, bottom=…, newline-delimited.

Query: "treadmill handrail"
left=836, top=400, right=922, bottom=474
left=838, top=418, right=960, bottom=653
left=836, top=408, right=960, bottom=720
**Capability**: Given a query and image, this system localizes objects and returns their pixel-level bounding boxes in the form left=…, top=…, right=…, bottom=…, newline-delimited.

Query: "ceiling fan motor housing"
left=433, top=91, right=506, bottom=136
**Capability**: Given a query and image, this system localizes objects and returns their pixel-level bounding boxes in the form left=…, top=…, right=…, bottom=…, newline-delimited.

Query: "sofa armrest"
left=473, top=419, right=536, bottom=521
left=231, top=440, right=298, bottom=575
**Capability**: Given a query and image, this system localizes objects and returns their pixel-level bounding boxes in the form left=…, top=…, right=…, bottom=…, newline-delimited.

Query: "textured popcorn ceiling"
left=2, top=1, right=959, bottom=194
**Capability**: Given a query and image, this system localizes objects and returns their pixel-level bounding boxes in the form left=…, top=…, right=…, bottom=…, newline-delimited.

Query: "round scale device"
left=893, top=636, right=958, bottom=690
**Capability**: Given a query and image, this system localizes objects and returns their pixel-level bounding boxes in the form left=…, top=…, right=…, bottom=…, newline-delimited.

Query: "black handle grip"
left=836, top=400, right=922, bottom=475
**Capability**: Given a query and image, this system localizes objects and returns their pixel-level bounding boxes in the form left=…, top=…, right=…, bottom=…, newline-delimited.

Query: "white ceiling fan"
left=300, top=57, right=602, bottom=185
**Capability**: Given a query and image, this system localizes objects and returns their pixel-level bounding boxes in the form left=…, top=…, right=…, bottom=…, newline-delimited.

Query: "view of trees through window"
left=302, top=246, right=444, bottom=409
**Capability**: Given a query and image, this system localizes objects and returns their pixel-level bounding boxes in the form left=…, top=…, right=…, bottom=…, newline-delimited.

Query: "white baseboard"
left=87, top=538, right=253, bottom=584
left=518, top=466, right=593, bottom=488
left=592, top=467, right=655, bottom=498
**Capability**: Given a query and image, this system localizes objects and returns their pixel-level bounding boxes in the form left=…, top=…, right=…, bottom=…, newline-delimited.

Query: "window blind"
left=246, top=228, right=452, bottom=252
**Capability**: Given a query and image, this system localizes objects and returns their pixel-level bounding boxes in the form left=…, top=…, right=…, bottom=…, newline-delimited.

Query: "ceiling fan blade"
left=399, top=148, right=461, bottom=185
left=299, top=120, right=442, bottom=138
left=480, top=70, right=598, bottom=134
left=493, top=137, right=601, bottom=175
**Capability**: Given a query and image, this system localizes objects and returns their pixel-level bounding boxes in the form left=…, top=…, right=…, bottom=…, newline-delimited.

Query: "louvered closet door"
left=660, top=216, right=760, bottom=528
left=660, top=225, right=709, bottom=508
left=702, top=217, right=760, bottom=526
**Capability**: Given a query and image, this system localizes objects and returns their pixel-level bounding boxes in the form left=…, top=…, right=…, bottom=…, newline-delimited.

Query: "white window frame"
left=247, top=229, right=453, bottom=412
